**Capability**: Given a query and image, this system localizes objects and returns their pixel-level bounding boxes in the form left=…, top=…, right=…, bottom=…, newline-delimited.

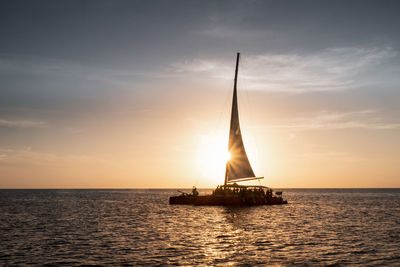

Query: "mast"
left=224, top=53, right=262, bottom=185
left=225, top=53, right=240, bottom=185
left=234, top=52, right=240, bottom=93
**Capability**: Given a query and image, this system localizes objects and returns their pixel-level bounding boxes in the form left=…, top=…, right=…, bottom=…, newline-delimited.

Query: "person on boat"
left=192, top=186, right=199, bottom=196
left=266, top=188, right=272, bottom=198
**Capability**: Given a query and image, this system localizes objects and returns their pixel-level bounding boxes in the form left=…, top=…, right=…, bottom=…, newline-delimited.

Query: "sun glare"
left=196, top=132, right=229, bottom=186
left=224, top=151, right=231, bottom=162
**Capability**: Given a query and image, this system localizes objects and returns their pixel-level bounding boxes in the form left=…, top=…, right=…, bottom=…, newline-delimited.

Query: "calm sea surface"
left=0, top=189, right=399, bottom=266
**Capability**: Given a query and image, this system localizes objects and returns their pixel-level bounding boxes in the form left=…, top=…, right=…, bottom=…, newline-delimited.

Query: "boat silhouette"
left=170, top=53, right=287, bottom=206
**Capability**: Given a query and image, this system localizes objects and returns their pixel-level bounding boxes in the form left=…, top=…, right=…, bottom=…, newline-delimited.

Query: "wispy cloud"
left=196, top=26, right=273, bottom=41
left=297, top=151, right=364, bottom=162
left=0, top=119, right=47, bottom=128
left=267, top=110, right=400, bottom=131
left=0, top=147, right=126, bottom=169
left=0, top=54, right=142, bottom=87
left=0, top=147, right=53, bottom=164
left=170, top=46, right=397, bottom=93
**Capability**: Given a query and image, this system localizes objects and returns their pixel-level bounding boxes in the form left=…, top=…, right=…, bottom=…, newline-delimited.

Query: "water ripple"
left=0, top=189, right=399, bottom=265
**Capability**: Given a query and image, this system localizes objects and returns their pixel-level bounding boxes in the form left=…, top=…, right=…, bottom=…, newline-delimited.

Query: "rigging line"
left=210, top=77, right=233, bottom=183
left=241, top=55, right=264, bottom=185
left=195, top=66, right=232, bottom=186
left=214, top=78, right=232, bottom=138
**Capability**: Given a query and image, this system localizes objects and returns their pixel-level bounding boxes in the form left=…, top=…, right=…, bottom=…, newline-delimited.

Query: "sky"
left=1, top=0, right=399, bottom=188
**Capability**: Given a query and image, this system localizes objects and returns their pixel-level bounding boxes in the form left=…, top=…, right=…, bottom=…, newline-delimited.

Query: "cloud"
left=266, top=110, right=400, bottom=131
left=0, top=119, right=47, bottom=128
left=0, top=147, right=53, bottom=164
left=170, top=46, right=397, bottom=93
left=0, top=54, right=142, bottom=87
left=196, top=26, right=273, bottom=41
left=297, top=151, right=364, bottom=162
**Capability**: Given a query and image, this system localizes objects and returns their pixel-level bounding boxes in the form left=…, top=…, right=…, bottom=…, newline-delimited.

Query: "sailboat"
left=169, top=53, right=287, bottom=205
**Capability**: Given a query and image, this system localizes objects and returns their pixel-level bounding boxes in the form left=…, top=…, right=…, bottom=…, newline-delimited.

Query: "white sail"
left=225, top=53, right=258, bottom=184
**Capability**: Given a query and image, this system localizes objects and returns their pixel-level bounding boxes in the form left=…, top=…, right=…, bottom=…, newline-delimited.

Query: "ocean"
left=0, top=189, right=399, bottom=266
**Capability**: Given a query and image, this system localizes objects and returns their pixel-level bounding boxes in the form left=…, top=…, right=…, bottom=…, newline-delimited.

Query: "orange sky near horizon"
left=1, top=72, right=399, bottom=189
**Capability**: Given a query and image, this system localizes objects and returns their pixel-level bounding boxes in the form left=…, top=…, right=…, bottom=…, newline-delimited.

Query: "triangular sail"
left=225, top=53, right=256, bottom=184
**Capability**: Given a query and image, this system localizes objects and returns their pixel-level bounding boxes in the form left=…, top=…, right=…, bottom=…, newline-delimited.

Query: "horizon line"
left=0, top=187, right=399, bottom=190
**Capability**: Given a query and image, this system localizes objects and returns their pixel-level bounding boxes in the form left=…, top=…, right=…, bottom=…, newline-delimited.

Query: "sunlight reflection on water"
left=0, top=189, right=399, bottom=265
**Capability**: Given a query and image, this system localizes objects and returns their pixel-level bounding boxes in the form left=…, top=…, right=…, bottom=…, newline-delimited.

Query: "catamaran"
left=169, top=53, right=287, bottom=205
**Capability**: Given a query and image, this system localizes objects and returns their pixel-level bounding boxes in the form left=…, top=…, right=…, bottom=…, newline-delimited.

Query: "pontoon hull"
left=169, top=194, right=287, bottom=206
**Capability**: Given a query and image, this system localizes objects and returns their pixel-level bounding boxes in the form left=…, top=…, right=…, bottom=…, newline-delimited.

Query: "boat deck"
left=169, top=187, right=287, bottom=206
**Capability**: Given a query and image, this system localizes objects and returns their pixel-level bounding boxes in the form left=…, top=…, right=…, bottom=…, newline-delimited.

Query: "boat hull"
left=169, top=194, right=287, bottom=206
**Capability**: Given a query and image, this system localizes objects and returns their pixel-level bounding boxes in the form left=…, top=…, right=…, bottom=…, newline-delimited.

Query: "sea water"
left=0, top=189, right=399, bottom=265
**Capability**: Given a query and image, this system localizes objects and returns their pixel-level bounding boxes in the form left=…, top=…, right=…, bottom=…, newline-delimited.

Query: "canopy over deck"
left=219, top=183, right=270, bottom=189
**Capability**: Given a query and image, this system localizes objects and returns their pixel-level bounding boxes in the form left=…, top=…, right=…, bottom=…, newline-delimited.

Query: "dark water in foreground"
left=0, top=189, right=399, bottom=266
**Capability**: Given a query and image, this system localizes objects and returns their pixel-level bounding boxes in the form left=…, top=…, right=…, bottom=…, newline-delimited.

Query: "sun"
left=195, top=132, right=229, bottom=186
left=224, top=150, right=231, bottom=162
